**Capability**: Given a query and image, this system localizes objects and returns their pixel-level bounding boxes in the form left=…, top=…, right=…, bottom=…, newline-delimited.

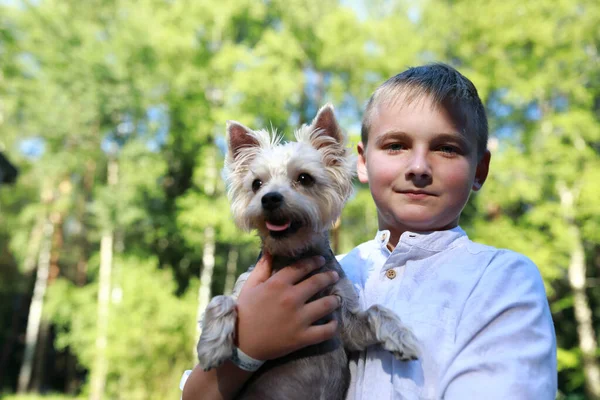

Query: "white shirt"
left=341, top=226, right=557, bottom=400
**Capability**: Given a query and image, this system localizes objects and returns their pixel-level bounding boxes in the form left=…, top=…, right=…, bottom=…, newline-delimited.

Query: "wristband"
left=179, top=369, right=192, bottom=390
left=230, top=347, right=265, bottom=372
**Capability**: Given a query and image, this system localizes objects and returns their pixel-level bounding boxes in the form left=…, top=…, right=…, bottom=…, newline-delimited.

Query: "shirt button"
left=386, top=269, right=397, bottom=279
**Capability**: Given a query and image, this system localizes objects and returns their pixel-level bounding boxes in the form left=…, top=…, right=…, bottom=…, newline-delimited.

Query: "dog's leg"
left=197, top=295, right=237, bottom=370
left=231, top=270, right=252, bottom=299
left=197, top=271, right=252, bottom=371
left=334, top=279, right=420, bottom=361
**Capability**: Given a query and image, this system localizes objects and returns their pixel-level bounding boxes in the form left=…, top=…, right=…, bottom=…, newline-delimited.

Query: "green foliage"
left=339, top=185, right=379, bottom=253
left=45, top=256, right=198, bottom=400
left=3, top=396, right=84, bottom=400
left=0, top=0, right=598, bottom=397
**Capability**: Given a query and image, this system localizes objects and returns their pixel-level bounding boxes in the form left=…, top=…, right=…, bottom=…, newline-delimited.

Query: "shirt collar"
left=375, top=226, right=467, bottom=253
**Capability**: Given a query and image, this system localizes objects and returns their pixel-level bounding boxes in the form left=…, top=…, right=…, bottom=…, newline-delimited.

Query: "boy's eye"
left=252, top=179, right=262, bottom=192
left=297, top=173, right=315, bottom=187
left=385, top=143, right=406, bottom=152
left=438, top=145, right=459, bottom=155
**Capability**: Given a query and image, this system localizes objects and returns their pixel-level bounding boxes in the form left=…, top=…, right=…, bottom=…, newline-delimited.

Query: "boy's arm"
left=182, top=362, right=253, bottom=400
left=182, top=254, right=341, bottom=400
left=441, top=252, right=557, bottom=400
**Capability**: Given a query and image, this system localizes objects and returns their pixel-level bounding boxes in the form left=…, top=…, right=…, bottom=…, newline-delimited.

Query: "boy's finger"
left=244, top=252, right=273, bottom=288
left=294, top=270, right=339, bottom=304
left=301, top=294, right=341, bottom=325
left=300, top=319, right=339, bottom=347
left=275, top=256, right=326, bottom=284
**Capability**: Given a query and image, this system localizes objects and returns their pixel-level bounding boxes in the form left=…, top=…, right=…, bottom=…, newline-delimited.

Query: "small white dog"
left=197, top=105, right=419, bottom=400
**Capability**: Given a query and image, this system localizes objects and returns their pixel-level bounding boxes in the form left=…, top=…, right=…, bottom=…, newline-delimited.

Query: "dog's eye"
left=297, top=173, right=315, bottom=187
left=252, top=179, right=262, bottom=192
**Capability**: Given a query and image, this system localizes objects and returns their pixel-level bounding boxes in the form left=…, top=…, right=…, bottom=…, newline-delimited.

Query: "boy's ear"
left=357, top=142, right=369, bottom=184
left=472, top=150, right=491, bottom=191
left=227, top=121, right=259, bottom=162
left=309, top=104, right=344, bottom=146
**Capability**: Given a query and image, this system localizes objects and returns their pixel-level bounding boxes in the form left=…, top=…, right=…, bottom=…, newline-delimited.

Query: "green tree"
left=1, top=0, right=597, bottom=398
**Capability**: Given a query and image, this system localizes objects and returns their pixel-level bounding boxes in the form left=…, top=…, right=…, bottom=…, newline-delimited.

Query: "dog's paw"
left=196, top=295, right=238, bottom=371
left=197, top=348, right=229, bottom=371
left=369, top=305, right=421, bottom=362
left=381, top=326, right=420, bottom=362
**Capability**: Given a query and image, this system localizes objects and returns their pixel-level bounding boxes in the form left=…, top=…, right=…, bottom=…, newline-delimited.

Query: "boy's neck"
left=381, top=222, right=461, bottom=251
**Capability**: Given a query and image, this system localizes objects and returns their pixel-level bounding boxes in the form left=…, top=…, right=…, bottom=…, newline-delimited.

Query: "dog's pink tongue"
left=266, top=221, right=291, bottom=231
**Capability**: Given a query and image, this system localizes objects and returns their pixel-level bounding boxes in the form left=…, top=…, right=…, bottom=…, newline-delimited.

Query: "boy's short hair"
left=361, top=63, right=489, bottom=161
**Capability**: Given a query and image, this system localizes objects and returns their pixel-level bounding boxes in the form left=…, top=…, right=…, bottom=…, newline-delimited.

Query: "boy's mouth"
left=397, top=189, right=437, bottom=201
left=399, top=189, right=435, bottom=195
left=398, top=189, right=436, bottom=196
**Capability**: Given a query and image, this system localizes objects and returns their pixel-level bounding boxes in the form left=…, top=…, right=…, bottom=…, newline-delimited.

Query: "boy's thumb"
left=245, top=251, right=272, bottom=288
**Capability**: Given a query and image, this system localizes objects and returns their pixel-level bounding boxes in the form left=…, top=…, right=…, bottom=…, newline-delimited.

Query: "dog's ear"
left=309, top=104, right=344, bottom=146
left=307, top=104, right=351, bottom=168
left=227, top=121, right=260, bottom=162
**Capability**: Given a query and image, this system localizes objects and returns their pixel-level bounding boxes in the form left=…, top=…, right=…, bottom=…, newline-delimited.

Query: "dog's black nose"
left=262, top=192, right=284, bottom=210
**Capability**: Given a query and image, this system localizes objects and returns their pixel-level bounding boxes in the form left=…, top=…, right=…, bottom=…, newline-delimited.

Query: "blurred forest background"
left=0, top=0, right=598, bottom=399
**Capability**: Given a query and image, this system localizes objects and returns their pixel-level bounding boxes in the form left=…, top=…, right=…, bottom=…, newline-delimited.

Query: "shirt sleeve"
left=440, top=250, right=557, bottom=400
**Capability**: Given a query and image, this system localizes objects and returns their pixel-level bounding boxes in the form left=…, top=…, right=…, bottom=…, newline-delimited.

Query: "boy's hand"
left=235, top=252, right=341, bottom=361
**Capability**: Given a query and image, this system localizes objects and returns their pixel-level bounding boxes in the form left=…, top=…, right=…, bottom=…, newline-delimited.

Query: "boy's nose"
left=405, top=153, right=432, bottom=185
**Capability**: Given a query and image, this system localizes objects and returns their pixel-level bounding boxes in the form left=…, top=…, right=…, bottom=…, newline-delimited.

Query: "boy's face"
left=357, top=95, right=490, bottom=242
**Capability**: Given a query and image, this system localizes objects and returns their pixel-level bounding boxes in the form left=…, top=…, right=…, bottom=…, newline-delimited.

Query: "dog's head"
left=225, top=104, right=355, bottom=256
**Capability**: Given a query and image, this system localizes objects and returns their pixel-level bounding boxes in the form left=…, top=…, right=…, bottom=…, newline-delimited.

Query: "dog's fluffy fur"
left=197, top=105, right=420, bottom=400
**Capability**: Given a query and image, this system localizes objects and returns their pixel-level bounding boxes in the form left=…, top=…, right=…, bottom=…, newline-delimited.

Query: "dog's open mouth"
left=266, top=221, right=290, bottom=231
left=265, top=218, right=301, bottom=238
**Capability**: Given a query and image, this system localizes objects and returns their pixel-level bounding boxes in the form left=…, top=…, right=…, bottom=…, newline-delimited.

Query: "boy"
left=182, top=63, right=557, bottom=399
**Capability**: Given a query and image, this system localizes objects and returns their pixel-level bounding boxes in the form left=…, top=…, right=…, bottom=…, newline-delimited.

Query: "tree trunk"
left=223, top=246, right=239, bottom=295
left=196, top=226, right=216, bottom=349
left=568, top=225, right=600, bottom=399
left=32, top=210, right=63, bottom=392
left=17, top=219, right=54, bottom=393
left=31, top=320, right=50, bottom=392
left=195, top=143, right=219, bottom=356
left=89, top=232, right=113, bottom=400
left=23, top=215, right=47, bottom=273
left=560, top=183, right=600, bottom=399
left=89, top=158, right=118, bottom=400
left=0, top=215, right=45, bottom=388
